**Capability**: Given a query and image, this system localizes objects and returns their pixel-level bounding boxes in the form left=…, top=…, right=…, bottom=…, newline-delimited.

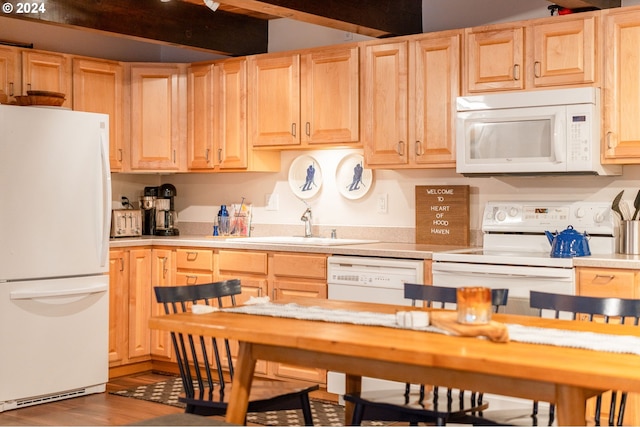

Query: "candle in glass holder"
left=456, top=287, right=491, bottom=324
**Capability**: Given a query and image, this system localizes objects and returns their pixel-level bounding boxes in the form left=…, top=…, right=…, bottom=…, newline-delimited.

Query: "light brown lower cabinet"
left=150, top=248, right=177, bottom=361
left=217, top=249, right=328, bottom=384
left=108, top=247, right=152, bottom=374
left=110, top=246, right=329, bottom=385
left=576, top=266, right=639, bottom=426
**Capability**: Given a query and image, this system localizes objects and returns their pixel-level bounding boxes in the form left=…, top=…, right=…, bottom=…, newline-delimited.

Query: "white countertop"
left=109, top=235, right=472, bottom=260
left=109, top=235, right=640, bottom=269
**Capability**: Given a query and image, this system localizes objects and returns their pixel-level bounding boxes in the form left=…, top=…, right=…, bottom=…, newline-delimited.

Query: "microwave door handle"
left=554, top=115, right=566, bottom=163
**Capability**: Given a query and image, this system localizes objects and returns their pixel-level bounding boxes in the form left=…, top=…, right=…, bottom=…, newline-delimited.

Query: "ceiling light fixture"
left=203, top=0, right=220, bottom=11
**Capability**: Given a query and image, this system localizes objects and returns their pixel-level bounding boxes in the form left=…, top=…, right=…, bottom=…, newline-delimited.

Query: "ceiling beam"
left=5, top=0, right=268, bottom=56
left=546, top=0, right=620, bottom=9
left=213, top=0, right=422, bottom=37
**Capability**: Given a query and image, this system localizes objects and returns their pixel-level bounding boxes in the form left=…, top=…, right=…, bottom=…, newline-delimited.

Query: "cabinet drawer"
left=272, top=253, right=326, bottom=280
left=176, top=249, right=214, bottom=271
left=175, top=272, right=214, bottom=286
left=577, top=267, right=637, bottom=299
left=218, top=250, right=268, bottom=275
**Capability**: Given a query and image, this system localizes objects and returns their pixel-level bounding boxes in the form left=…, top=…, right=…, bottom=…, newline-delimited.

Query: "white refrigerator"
left=0, top=105, right=111, bottom=412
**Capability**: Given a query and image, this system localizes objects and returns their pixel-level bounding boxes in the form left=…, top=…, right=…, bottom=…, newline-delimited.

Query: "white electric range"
left=432, top=201, right=617, bottom=315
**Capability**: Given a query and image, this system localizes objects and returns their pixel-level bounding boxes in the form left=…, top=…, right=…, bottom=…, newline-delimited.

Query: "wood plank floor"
left=0, top=372, right=206, bottom=426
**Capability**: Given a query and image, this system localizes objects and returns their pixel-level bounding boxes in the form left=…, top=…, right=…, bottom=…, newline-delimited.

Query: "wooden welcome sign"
left=416, top=185, right=470, bottom=246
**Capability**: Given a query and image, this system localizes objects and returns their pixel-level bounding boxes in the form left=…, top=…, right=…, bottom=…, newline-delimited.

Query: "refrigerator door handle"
left=99, top=131, right=112, bottom=268
left=10, top=282, right=108, bottom=301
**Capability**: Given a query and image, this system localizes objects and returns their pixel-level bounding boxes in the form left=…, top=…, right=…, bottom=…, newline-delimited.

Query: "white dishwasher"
left=326, top=255, right=424, bottom=398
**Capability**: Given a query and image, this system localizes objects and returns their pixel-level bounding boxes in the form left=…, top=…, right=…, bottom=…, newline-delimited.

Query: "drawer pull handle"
left=186, top=275, right=198, bottom=285
left=594, top=274, right=615, bottom=283
left=186, top=252, right=198, bottom=261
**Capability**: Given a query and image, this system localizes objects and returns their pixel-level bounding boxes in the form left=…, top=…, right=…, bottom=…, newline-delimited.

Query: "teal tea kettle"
left=544, top=225, right=591, bottom=258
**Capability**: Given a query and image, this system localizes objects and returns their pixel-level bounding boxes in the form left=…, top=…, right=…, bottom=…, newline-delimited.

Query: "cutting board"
left=416, top=185, right=470, bottom=245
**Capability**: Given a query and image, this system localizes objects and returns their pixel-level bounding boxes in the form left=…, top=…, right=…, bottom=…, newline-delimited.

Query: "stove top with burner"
left=433, top=201, right=616, bottom=268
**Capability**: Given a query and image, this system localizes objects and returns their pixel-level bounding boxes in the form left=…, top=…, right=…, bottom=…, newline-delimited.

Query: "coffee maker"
left=155, top=183, right=179, bottom=236
left=140, top=186, right=158, bottom=235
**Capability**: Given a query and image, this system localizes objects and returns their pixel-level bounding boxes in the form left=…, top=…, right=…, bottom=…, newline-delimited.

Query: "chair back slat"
left=404, top=283, right=508, bottom=312
left=154, top=279, right=242, bottom=402
left=529, top=291, right=640, bottom=426
left=530, top=291, right=640, bottom=324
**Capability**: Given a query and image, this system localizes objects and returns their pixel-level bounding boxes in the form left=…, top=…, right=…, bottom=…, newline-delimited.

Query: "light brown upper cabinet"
left=602, top=7, right=640, bottom=164
left=465, top=12, right=598, bottom=94
left=187, top=59, right=279, bottom=172
left=0, top=45, right=20, bottom=104
left=248, top=45, right=360, bottom=148
left=73, top=58, right=124, bottom=171
left=22, top=50, right=72, bottom=107
left=363, top=31, right=460, bottom=168
left=129, top=63, right=186, bottom=171
left=186, top=63, right=215, bottom=170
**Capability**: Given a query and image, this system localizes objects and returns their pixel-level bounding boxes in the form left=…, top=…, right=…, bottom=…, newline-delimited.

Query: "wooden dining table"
left=148, top=297, right=640, bottom=426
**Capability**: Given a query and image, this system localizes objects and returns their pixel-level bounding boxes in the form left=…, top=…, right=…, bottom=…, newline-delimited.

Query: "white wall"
left=129, top=152, right=640, bottom=235
left=5, top=2, right=640, bottom=238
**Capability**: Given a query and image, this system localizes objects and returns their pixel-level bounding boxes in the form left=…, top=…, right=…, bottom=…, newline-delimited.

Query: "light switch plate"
left=376, top=193, right=388, bottom=214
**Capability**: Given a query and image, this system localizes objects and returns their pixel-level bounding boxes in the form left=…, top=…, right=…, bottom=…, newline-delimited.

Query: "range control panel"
left=482, top=201, right=615, bottom=235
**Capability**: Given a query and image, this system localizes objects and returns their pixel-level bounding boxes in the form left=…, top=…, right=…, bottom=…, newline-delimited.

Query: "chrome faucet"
left=301, top=207, right=313, bottom=237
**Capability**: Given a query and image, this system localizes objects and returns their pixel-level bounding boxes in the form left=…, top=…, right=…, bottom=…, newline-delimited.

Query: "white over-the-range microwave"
left=455, top=87, right=621, bottom=176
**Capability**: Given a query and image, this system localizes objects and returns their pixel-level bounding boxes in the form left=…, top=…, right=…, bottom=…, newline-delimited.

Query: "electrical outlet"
left=265, top=193, right=279, bottom=211
left=376, top=193, right=388, bottom=214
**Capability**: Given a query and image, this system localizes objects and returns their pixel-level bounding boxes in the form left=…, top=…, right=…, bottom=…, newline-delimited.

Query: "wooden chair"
left=529, top=291, right=640, bottom=427
left=343, top=284, right=509, bottom=426
left=154, top=279, right=318, bottom=425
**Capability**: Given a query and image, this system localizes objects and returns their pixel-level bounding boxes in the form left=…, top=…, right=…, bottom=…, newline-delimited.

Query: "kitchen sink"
left=225, top=236, right=378, bottom=246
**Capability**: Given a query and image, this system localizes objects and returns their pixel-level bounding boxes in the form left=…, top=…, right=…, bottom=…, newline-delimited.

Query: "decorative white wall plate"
left=335, top=153, right=373, bottom=200
left=288, top=155, right=322, bottom=199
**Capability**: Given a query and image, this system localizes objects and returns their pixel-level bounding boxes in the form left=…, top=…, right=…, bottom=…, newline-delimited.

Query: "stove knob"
left=575, top=208, right=585, bottom=218
left=594, top=211, right=605, bottom=223
left=509, top=207, right=519, bottom=217
left=496, top=210, right=507, bottom=222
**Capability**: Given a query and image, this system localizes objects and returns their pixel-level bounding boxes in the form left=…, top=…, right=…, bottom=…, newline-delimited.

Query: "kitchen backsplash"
left=111, top=149, right=640, bottom=245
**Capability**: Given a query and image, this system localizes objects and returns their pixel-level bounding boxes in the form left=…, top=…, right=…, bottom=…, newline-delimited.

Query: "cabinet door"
left=531, top=15, right=597, bottom=87
left=128, top=248, right=152, bottom=360
left=108, top=250, right=128, bottom=366
left=73, top=58, right=124, bottom=171
left=150, top=248, right=176, bottom=360
left=465, top=26, right=524, bottom=92
left=248, top=53, right=300, bottom=147
left=22, top=50, right=72, bottom=107
left=362, top=41, right=409, bottom=166
left=130, top=64, right=183, bottom=171
left=576, top=266, right=640, bottom=425
left=217, top=58, right=248, bottom=169
left=301, top=45, right=359, bottom=145
left=412, top=33, right=459, bottom=167
left=603, top=9, right=640, bottom=163
left=0, top=46, right=20, bottom=102
left=187, top=64, right=215, bottom=170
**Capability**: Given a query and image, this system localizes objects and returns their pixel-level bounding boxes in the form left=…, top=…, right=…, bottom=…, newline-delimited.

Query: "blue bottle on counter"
left=218, top=205, right=230, bottom=236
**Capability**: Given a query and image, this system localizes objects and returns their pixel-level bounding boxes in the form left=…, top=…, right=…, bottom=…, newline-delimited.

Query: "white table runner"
left=219, top=301, right=640, bottom=356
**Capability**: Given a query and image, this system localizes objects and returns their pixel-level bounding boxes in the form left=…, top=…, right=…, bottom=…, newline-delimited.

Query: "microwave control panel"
left=566, top=104, right=596, bottom=167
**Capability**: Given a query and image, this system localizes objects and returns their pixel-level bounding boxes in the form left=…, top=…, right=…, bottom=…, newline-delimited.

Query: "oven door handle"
left=435, top=270, right=567, bottom=280
left=432, top=263, right=573, bottom=280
